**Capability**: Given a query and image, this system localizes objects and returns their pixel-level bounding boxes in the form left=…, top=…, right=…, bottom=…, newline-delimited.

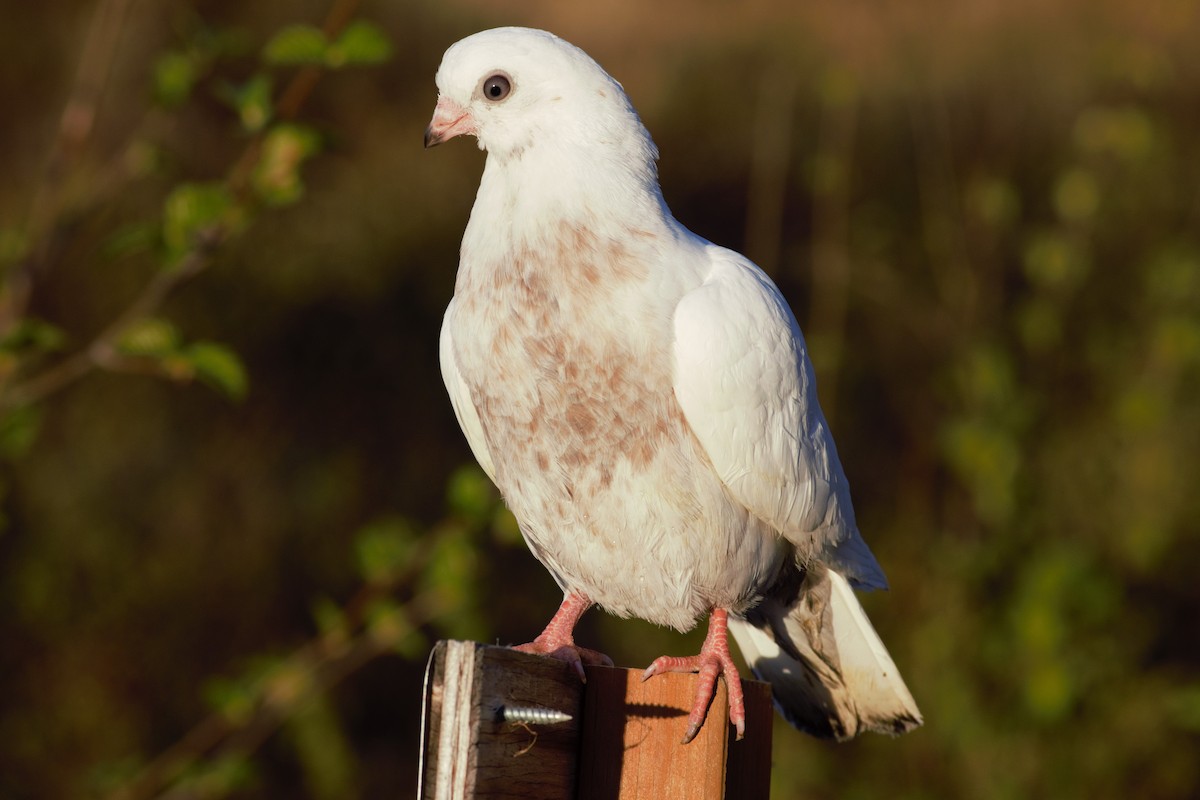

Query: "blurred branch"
left=0, top=0, right=364, bottom=414
left=110, top=523, right=440, bottom=800
left=112, top=631, right=390, bottom=800
left=3, top=0, right=134, bottom=334
left=1, top=235, right=215, bottom=409
left=227, top=0, right=362, bottom=188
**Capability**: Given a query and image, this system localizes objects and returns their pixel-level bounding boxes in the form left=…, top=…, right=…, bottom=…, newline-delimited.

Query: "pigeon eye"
left=481, top=73, right=512, bottom=102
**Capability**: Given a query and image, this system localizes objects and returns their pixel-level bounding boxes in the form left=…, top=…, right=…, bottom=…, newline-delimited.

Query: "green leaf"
left=362, top=598, right=426, bottom=658
left=116, top=318, right=181, bottom=358
left=186, top=341, right=248, bottom=401
left=311, top=596, right=347, bottom=640
left=326, top=20, right=393, bottom=68
left=153, top=50, right=199, bottom=107
left=283, top=693, right=359, bottom=800
left=217, top=73, right=273, bottom=132
left=162, top=182, right=237, bottom=263
left=251, top=123, right=321, bottom=207
left=0, top=318, right=67, bottom=356
left=491, top=506, right=523, bottom=547
left=204, top=676, right=258, bottom=726
left=263, top=24, right=328, bottom=65
left=420, top=526, right=487, bottom=641
left=0, top=227, right=30, bottom=269
left=0, top=404, right=43, bottom=461
left=354, top=517, right=417, bottom=585
left=446, top=464, right=495, bottom=521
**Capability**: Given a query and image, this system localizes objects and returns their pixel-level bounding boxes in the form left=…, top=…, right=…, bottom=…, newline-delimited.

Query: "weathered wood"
left=420, top=641, right=584, bottom=800
left=419, top=640, right=772, bottom=799
left=577, top=666, right=772, bottom=800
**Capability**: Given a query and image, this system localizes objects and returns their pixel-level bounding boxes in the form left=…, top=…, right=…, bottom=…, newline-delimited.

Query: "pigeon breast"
left=445, top=209, right=789, bottom=631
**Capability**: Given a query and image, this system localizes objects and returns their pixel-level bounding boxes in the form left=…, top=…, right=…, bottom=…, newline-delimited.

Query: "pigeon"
left=426, top=26, right=922, bottom=744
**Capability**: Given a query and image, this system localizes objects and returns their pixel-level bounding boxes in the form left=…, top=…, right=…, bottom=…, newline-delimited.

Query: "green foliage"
left=0, top=227, right=30, bottom=269
left=326, top=21, right=394, bottom=67
left=263, top=21, right=392, bottom=68
left=0, top=403, right=41, bottom=460
left=186, top=341, right=249, bottom=401
left=153, top=50, right=201, bottom=108
left=445, top=463, right=495, bottom=521
left=204, top=674, right=260, bottom=727
left=116, top=317, right=182, bottom=358
left=263, top=24, right=329, bottom=66
left=354, top=516, right=418, bottom=586
left=420, top=523, right=489, bottom=642
left=364, top=596, right=426, bottom=657
left=218, top=73, right=274, bottom=132
left=0, top=317, right=66, bottom=360
left=284, top=693, right=358, bottom=800
left=114, top=320, right=248, bottom=399
left=252, top=123, right=322, bottom=206
left=161, top=182, right=241, bottom=264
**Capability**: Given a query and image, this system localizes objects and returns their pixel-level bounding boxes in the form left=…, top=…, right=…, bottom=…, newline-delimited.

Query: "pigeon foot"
left=512, top=592, right=613, bottom=682
left=642, top=607, right=745, bottom=744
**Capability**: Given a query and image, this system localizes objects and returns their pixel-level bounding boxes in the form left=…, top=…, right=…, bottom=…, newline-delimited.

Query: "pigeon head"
left=425, top=27, right=658, bottom=170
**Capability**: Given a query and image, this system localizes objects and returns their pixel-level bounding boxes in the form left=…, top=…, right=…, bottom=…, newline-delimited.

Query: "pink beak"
left=424, top=96, right=475, bottom=149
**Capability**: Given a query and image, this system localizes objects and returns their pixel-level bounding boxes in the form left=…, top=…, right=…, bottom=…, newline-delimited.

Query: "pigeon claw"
left=641, top=608, right=745, bottom=744
left=513, top=639, right=613, bottom=683
left=511, top=593, right=612, bottom=683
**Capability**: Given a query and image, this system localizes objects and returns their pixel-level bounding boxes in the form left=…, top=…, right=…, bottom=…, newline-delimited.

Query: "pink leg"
left=513, top=592, right=614, bottom=682
left=643, top=608, right=745, bottom=744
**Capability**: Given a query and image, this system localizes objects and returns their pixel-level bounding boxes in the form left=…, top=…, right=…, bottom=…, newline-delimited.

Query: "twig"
left=25, top=0, right=134, bottom=255
left=227, top=0, right=362, bottom=193
left=0, top=0, right=363, bottom=412
left=109, top=595, right=442, bottom=800
left=108, top=525, right=446, bottom=800
left=0, top=233, right=217, bottom=410
left=2, top=0, right=135, bottom=335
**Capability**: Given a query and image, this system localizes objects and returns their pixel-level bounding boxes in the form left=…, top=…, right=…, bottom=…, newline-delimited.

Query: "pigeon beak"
left=424, top=96, right=475, bottom=149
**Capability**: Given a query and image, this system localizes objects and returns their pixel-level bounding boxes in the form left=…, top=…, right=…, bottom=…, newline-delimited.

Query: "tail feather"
left=730, top=567, right=922, bottom=741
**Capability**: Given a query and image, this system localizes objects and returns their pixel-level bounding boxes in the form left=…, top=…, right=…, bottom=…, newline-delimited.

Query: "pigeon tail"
left=729, top=567, right=922, bottom=741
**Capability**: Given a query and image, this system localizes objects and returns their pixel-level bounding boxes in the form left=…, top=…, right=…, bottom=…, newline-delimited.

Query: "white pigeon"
left=427, top=26, right=922, bottom=744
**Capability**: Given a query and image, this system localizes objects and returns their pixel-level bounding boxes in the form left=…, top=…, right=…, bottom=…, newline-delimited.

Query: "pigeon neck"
left=468, top=144, right=670, bottom=252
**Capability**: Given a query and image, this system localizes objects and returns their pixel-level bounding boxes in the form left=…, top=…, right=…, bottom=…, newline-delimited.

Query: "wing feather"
left=439, top=301, right=497, bottom=482
left=672, top=247, right=886, bottom=589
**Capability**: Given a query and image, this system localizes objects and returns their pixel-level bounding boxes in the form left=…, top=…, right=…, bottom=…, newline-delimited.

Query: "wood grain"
left=577, top=665, right=771, bottom=800
left=420, top=641, right=585, bottom=799
left=419, top=641, right=772, bottom=799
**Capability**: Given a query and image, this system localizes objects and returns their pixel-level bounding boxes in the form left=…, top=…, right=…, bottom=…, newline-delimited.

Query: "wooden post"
left=419, top=640, right=772, bottom=800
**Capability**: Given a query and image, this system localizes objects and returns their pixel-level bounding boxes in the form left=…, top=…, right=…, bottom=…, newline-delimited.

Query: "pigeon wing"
left=440, top=300, right=497, bottom=483
left=672, top=246, right=886, bottom=589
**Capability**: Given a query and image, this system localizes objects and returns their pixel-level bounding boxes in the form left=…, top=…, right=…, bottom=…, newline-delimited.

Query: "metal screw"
left=497, top=704, right=574, bottom=725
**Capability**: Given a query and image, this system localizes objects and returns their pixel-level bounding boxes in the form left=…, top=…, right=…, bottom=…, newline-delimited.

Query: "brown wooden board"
left=419, top=641, right=771, bottom=799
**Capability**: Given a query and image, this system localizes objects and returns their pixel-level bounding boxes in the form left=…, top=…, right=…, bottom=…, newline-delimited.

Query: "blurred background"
left=2, top=0, right=1198, bottom=797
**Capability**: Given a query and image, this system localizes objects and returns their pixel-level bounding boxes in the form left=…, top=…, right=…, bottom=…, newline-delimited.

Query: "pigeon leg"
left=513, top=592, right=614, bottom=682
left=642, top=607, right=745, bottom=744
